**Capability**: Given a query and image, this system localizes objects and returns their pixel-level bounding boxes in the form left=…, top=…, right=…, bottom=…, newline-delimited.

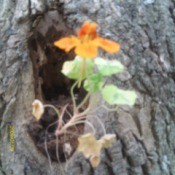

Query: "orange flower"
left=54, top=21, right=120, bottom=58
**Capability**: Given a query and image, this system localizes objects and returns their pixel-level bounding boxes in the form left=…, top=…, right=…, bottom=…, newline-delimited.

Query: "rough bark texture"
left=1, top=0, right=175, bottom=175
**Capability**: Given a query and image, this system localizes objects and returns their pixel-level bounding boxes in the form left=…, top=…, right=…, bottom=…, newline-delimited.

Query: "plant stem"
left=55, top=105, right=91, bottom=136
left=58, top=104, right=69, bottom=130
left=44, top=104, right=60, bottom=118
left=78, top=58, right=86, bottom=87
left=73, top=105, right=91, bottom=120
left=93, top=116, right=106, bottom=135
left=58, top=120, right=96, bottom=135
left=70, top=81, right=78, bottom=113
left=77, top=92, right=90, bottom=111
left=97, top=105, right=119, bottom=112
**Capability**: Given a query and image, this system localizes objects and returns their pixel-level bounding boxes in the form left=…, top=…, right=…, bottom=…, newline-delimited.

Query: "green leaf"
left=61, top=56, right=94, bottom=80
left=83, top=73, right=103, bottom=93
left=94, top=57, right=124, bottom=76
left=102, top=85, right=137, bottom=105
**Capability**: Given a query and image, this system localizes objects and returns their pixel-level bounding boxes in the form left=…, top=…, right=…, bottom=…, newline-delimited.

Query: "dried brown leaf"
left=78, top=133, right=102, bottom=158
left=32, top=99, right=44, bottom=121
left=90, top=155, right=100, bottom=168
left=100, top=134, right=116, bottom=148
left=78, top=133, right=116, bottom=167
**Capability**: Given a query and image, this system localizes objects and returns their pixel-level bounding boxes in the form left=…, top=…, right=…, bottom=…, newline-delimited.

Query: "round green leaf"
left=83, top=73, right=103, bottom=93
left=61, top=56, right=94, bottom=80
left=102, top=85, right=137, bottom=105
left=94, top=57, right=124, bottom=76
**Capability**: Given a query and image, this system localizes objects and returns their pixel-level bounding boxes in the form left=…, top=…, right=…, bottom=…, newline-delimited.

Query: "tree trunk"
left=0, top=0, right=175, bottom=175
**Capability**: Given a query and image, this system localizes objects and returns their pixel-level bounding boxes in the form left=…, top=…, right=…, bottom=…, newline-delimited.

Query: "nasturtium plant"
left=54, top=21, right=120, bottom=58
left=32, top=21, right=137, bottom=168
left=102, top=85, right=137, bottom=105
left=83, top=73, right=103, bottom=93
left=61, top=56, right=94, bottom=80
left=77, top=133, right=116, bottom=167
left=94, top=57, right=124, bottom=76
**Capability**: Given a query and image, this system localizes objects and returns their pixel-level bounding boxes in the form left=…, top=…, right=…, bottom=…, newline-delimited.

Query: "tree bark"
left=1, top=0, right=175, bottom=175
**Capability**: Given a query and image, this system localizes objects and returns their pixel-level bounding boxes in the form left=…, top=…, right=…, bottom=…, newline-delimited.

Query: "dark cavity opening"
left=28, top=11, right=86, bottom=163
left=29, top=11, right=75, bottom=102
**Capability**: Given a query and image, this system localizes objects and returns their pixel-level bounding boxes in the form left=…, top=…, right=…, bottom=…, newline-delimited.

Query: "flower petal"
left=78, top=21, right=98, bottom=40
left=54, top=36, right=79, bottom=52
left=96, top=38, right=120, bottom=54
left=75, top=42, right=98, bottom=58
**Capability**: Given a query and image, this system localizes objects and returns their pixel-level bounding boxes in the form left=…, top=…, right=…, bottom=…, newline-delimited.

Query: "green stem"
left=77, top=92, right=90, bottom=111
left=58, top=104, right=69, bottom=130
left=97, top=105, right=119, bottom=112
left=78, top=58, right=86, bottom=87
left=70, top=80, right=78, bottom=113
